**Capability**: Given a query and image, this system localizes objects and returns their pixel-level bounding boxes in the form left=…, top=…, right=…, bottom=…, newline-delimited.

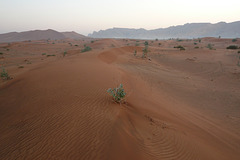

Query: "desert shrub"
left=232, top=38, right=237, bottom=42
left=142, top=46, right=148, bottom=58
left=18, top=66, right=24, bottom=68
left=47, top=54, right=56, bottom=57
left=1, top=68, right=11, bottom=80
left=174, top=45, right=185, bottom=50
left=135, top=43, right=139, bottom=46
left=176, top=39, right=183, bottom=42
left=107, top=84, right=126, bottom=103
left=194, top=42, right=197, bottom=45
left=81, top=46, right=92, bottom=52
left=134, top=50, right=137, bottom=56
left=198, top=39, right=201, bottom=43
left=63, top=51, right=67, bottom=57
left=158, top=43, right=161, bottom=46
left=75, top=44, right=78, bottom=46
left=195, top=46, right=199, bottom=49
left=42, top=53, right=46, bottom=55
left=0, top=52, right=3, bottom=55
left=6, top=49, right=9, bottom=51
left=226, top=45, right=238, bottom=49
left=155, top=38, right=158, bottom=41
left=144, top=41, right=149, bottom=46
left=238, top=51, right=240, bottom=53
left=207, top=43, right=213, bottom=50
left=91, top=40, right=94, bottom=43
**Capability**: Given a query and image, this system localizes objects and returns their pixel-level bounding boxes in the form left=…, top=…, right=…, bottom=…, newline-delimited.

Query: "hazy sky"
left=0, top=0, right=239, bottom=35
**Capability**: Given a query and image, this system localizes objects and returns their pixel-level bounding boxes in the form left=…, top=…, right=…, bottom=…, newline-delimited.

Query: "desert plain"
left=0, top=37, right=240, bottom=159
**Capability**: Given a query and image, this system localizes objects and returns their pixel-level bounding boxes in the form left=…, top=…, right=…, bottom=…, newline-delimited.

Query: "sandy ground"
left=0, top=38, right=240, bottom=159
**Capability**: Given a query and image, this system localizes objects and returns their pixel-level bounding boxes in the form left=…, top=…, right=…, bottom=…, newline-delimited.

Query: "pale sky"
left=0, top=0, right=239, bottom=35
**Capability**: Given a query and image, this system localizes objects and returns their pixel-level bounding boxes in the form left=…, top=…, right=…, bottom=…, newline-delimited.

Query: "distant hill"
left=62, top=31, right=88, bottom=40
left=88, top=21, right=240, bottom=39
left=0, top=29, right=87, bottom=43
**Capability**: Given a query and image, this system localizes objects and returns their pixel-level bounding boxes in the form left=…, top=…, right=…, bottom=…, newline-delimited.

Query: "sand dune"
left=0, top=38, right=240, bottom=159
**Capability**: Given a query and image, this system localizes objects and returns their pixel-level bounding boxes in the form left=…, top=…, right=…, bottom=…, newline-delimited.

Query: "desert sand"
left=0, top=38, right=240, bottom=159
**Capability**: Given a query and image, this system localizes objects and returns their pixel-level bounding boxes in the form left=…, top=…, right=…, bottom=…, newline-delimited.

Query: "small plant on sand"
left=42, top=53, right=46, bottom=55
left=107, top=84, right=126, bottom=103
left=1, top=68, right=11, bottom=80
left=207, top=43, right=213, bottom=50
left=238, top=51, right=240, bottom=54
left=0, top=52, right=3, bottom=55
left=232, top=38, right=237, bottom=42
left=81, top=46, right=92, bottom=52
left=63, top=51, right=67, bottom=57
left=47, top=54, right=56, bottom=57
left=174, top=45, right=185, bottom=50
left=134, top=50, right=137, bottom=56
left=142, top=46, right=148, bottom=58
left=226, top=45, right=238, bottom=50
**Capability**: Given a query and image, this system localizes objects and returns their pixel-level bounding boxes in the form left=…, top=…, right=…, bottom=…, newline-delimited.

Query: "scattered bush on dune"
left=1, top=68, right=11, bottom=80
left=174, top=45, right=185, bottom=50
left=232, top=38, right=237, bottom=42
left=107, top=84, right=126, bottom=103
left=226, top=45, right=238, bottom=50
left=81, top=46, right=92, bottom=52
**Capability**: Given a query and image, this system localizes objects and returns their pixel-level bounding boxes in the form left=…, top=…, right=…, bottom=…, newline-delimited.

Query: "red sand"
left=0, top=38, right=240, bottom=159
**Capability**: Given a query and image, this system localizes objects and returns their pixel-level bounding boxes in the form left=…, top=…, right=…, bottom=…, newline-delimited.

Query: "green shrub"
left=226, top=45, right=238, bottom=49
left=142, top=46, right=148, bottom=58
left=18, top=66, right=24, bottom=68
left=47, top=54, right=56, bottom=57
left=81, top=46, right=92, bottom=52
left=144, top=41, right=149, bottom=46
left=174, top=45, right=185, bottom=50
left=195, top=46, right=199, bottom=49
left=63, top=51, right=67, bottom=57
left=91, top=40, right=94, bottom=43
left=75, top=44, right=78, bottom=46
left=207, top=44, right=213, bottom=50
left=1, top=68, right=11, bottom=80
left=134, top=50, right=137, bottom=56
left=107, top=84, right=126, bottom=103
left=42, top=53, right=46, bottom=55
left=232, top=38, right=237, bottom=42
left=0, top=52, right=3, bottom=55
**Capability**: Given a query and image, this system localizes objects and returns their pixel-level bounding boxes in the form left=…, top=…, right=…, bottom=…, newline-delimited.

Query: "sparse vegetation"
left=107, top=84, right=126, bottom=103
left=142, top=42, right=149, bottom=58
left=232, top=38, right=237, bottom=42
left=238, top=51, right=240, bottom=53
left=207, top=43, right=213, bottom=50
left=75, top=44, right=78, bottom=46
left=47, top=54, right=56, bottom=57
left=195, top=46, right=199, bottom=49
left=91, top=40, right=94, bottom=43
left=135, top=43, right=139, bottom=46
left=18, top=66, right=24, bottom=68
left=226, top=45, right=238, bottom=49
left=155, top=38, right=158, bottom=41
left=176, top=39, right=183, bottom=42
left=1, top=68, right=11, bottom=80
left=144, top=41, right=149, bottom=46
left=158, top=43, right=161, bottom=46
left=42, top=53, right=46, bottom=55
left=81, top=46, right=92, bottom=52
left=194, top=42, right=197, bottom=45
left=174, top=45, right=185, bottom=50
left=0, top=52, right=3, bottom=55
left=134, top=50, right=137, bottom=56
left=63, top=51, right=67, bottom=57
